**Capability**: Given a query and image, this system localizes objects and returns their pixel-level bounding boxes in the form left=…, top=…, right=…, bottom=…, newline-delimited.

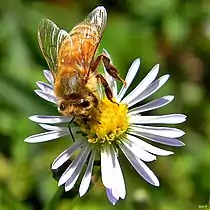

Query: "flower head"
left=25, top=50, right=186, bottom=205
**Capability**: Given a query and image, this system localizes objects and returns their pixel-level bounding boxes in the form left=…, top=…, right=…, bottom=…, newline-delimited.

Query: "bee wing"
left=81, top=6, right=107, bottom=39
left=38, top=18, right=70, bottom=73
left=58, top=6, right=107, bottom=75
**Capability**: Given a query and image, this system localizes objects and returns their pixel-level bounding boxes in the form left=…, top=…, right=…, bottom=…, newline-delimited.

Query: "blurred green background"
left=0, top=0, right=210, bottom=209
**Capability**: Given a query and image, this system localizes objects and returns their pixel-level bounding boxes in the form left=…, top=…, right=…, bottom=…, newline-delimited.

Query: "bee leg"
left=101, top=54, right=126, bottom=86
left=91, top=116, right=101, bottom=125
left=90, top=54, right=126, bottom=86
left=96, top=74, right=118, bottom=104
left=68, top=117, right=75, bottom=142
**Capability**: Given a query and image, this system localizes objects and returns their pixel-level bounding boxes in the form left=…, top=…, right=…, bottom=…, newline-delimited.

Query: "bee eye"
left=59, top=103, right=66, bottom=111
left=80, top=100, right=90, bottom=108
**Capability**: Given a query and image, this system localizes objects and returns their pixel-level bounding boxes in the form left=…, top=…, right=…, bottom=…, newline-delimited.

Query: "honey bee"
left=38, top=6, right=125, bottom=120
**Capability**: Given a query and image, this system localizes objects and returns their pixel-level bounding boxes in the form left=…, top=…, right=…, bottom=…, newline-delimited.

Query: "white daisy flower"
left=25, top=51, right=186, bottom=205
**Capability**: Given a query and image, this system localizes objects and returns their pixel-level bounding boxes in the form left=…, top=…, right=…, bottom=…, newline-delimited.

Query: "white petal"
left=125, top=134, right=174, bottom=156
left=79, top=150, right=95, bottom=197
left=129, top=125, right=185, bottom=138
left=34, top=90, right=57, bottom=104
left=29, top=115, right=71, bottom=124
left=43, top=70, right=54, bottom=85
left=24, top=130, right=68, bottom=143
left=65, top=172, right=80, bottom=191
left=101, top=146, right=124, bottom=201
left=106, top=188, right=119, bottom=205
left=128, top=131, right=185, bottom=147
left=128, top=75, right=169, bottom=108
left=39, top=124, right=69, bottom=132
left=119, top=143, right=159, bottom=186
left=128, top=96, right=174, bottom=114
left=65, top=146, right=91, bottom=191
left=101, top=145, right=113, bottom=189
left=51, top=139, right=85, bottom=169
left=121, top=140, right=156, bottom=162
left=110, top=146, right=126, bottom=199
left=58, top=143, right=89, bottom=186
left=129, top=114, right=187, bottom=124
left=121, top=64, right=159, bottom=105
left=36, top=81, right=53, bottom=94
left=110, top=187, right=120, bottom=201
left=117, top=59, right=140, bottom=102
left=102, top=49, right=118, bottom=98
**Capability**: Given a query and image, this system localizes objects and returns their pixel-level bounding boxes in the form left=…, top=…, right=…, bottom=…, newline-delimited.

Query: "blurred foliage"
left=0, top=0, right=210, bottom=209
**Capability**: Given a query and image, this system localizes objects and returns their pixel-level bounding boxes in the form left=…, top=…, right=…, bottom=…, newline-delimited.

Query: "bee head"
left=57, top=94, right=98, bottom=118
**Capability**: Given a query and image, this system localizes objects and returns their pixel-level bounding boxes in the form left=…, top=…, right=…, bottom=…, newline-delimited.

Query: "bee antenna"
left=68, top=117, right=75, bottom=142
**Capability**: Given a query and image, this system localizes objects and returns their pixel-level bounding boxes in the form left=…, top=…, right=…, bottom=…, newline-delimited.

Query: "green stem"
left=44, top=187, right=64, bottom=210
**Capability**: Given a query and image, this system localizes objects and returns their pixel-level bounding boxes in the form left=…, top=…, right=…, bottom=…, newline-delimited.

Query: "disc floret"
left=79, top=98, right=129, bottom=144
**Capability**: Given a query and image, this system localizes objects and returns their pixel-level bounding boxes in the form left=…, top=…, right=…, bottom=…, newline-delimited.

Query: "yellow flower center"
left=78, top=98, right=129, bottom=144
